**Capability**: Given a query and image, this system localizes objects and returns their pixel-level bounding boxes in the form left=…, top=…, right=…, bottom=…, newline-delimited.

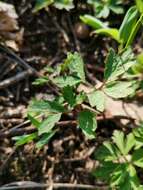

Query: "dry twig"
left=0, top=181, right=107, bottom=190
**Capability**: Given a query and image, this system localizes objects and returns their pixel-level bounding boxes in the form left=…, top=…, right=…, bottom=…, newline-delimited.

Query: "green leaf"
left=34, top=0, right=74, bottom=11
left=53, top=76, right=81, bottom=88
left=136, top=0, right=143, bottom=14
left=34, top=0, right=54, bottom=12
left=78, top=110, right=97, bottom=139
left=54, top=0, right=74, bottom=10
left=110, top=164, right=128, bottom=187
left=28, top=114, right=40, bottom=128
left=75, top=92, right=86, bottom=105
left=13, top=133, right=37, bottom=146
left=52, top=52, right=85, bottom=87
left=111, top=164, right=139, bottom=189
left=95, top=161, right=139, bottom=189
left=119, top=6, right=139, bottom=44
left=133, top=125, right=143, bottom=149
left=104, top=48, right=136, bottom=82
left=80, top=15, right=106, bottom=29
left=65, top=52, right=85, bottom=81
left=132, top=52, right=143, bottom=74
left=95, top=28, right=120, bottom=42
left=126, top=165, right=139, bottom=190
left=103, top=81, right=138, bottom=99
left=36, top=131, right=55, bottom=149
left=38, top=113, right=61, bottom=135
left=87, top=90, right=105, bottom=112
left=104, top=48, right=116, bottom=81
left=112, top=130, right=126, bottom=155
left=28, top=99, right=65, bottom=115
left=93, top=162, right=118, bottom=181
left=97, top=5, right=110, bottom=18
left=110, top=5, right=124, bottom=15
left=95, top=141, right=120, bottom=162
left=32, top=76, right=49, bottom=86
left=63, top=86, right=76, bottom=107
left=44, top=65, right=54, bottom=73
left=132, top=148, right=143, bottom=168
left=87, top=0, right=124, bottom=18
left=125, top=133, right=136, bottom=155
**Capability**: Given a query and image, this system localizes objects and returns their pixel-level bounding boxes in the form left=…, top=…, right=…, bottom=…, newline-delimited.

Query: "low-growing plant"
left=81, top=1, right=143, bottom=50
left=93, top=125, right=143, bottom=189
left=87, top=0, right=124, bottom=18
left=13, top=48, right=141, bottom=148
left=12, top=0, right=143, bottom=188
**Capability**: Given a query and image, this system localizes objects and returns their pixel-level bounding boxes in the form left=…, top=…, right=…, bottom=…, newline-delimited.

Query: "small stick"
left=0, top=70, right=32, bottom=89
left=0, top=44, right=40, bottom=76
left=0, top=62, right=17, bottom=80
left=0, top=181, right=107, bottom=190
left=0, top=121, right=77, bottom=138
left=51, top=15, right=69, bottom=43
left=0, top=115, right=135, bottom=138
left=67, top=14, right=80, bottom=52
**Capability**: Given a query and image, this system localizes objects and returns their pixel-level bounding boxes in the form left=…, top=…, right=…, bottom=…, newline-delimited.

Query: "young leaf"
left=53, top=76, right=82, bottom=88
left=110, top=4, right=124, bottom=15
left=95, top=28, right=120, bottom=42
left=111, top=164, right=139, bottom=189
left=63, top=86, right=76, bottom=107
left=125, top=133, right=135, bottom=155
left=104, top=48, right=136, bottom=82
left=28, top=99, right=65, bottom=115
left=136, top=0, right=143, bottom=14
left=80, top=15, right=107, bottom=30
left=103, top=81, right=138, bottom=99
left=93, top=162, right=119, bottom=181
left=66, top=52, right=85, bottom=81
left=32, top=76, right=49, bottom=86
left=54, top=0, right=74, bottom=10
left=78, top=110, right=97, bottom=139
left=34, top=0, right=53, bottom=12
left=119, top=6, right=139, bottom=44
left=87, top=0, right=124, bottom=18
left=28, top=114, right=40, bottom=128
left=110, top=163, right=129, bottom=187
left=38, top=113, right=61, bottom=135
left=132, top=148, right=143, bottom=168
left=13, top=133, right=37, bottom=146
left=36, top=131, right=55, bottom=149
left=125, top=164, right=139, bottom=190
left=97, top=5, right=109, bottom=18
left=133, top=125, right=143, bottom=149
left=132, top=52, right=143, bottom=74
left=104, top=48, right=117, bottom=81
left=87, top=90, right=105, bottom=112
left=112, top=130, right=126, bottom=155
left=95, top=141, right=120, bottom=162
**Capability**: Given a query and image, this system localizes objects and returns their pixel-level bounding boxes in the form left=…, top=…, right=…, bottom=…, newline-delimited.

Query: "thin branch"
left=0, top=115, right=135, bottom=138
left=0, top=70, right=32, bottom=89
left=0, top=181, right=107, bottom=190
left=0, top=44, right=40, bottom=77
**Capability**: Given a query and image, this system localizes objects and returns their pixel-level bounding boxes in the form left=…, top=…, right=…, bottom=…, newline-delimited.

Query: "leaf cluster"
left=94, top=125, right=143, bottom=190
